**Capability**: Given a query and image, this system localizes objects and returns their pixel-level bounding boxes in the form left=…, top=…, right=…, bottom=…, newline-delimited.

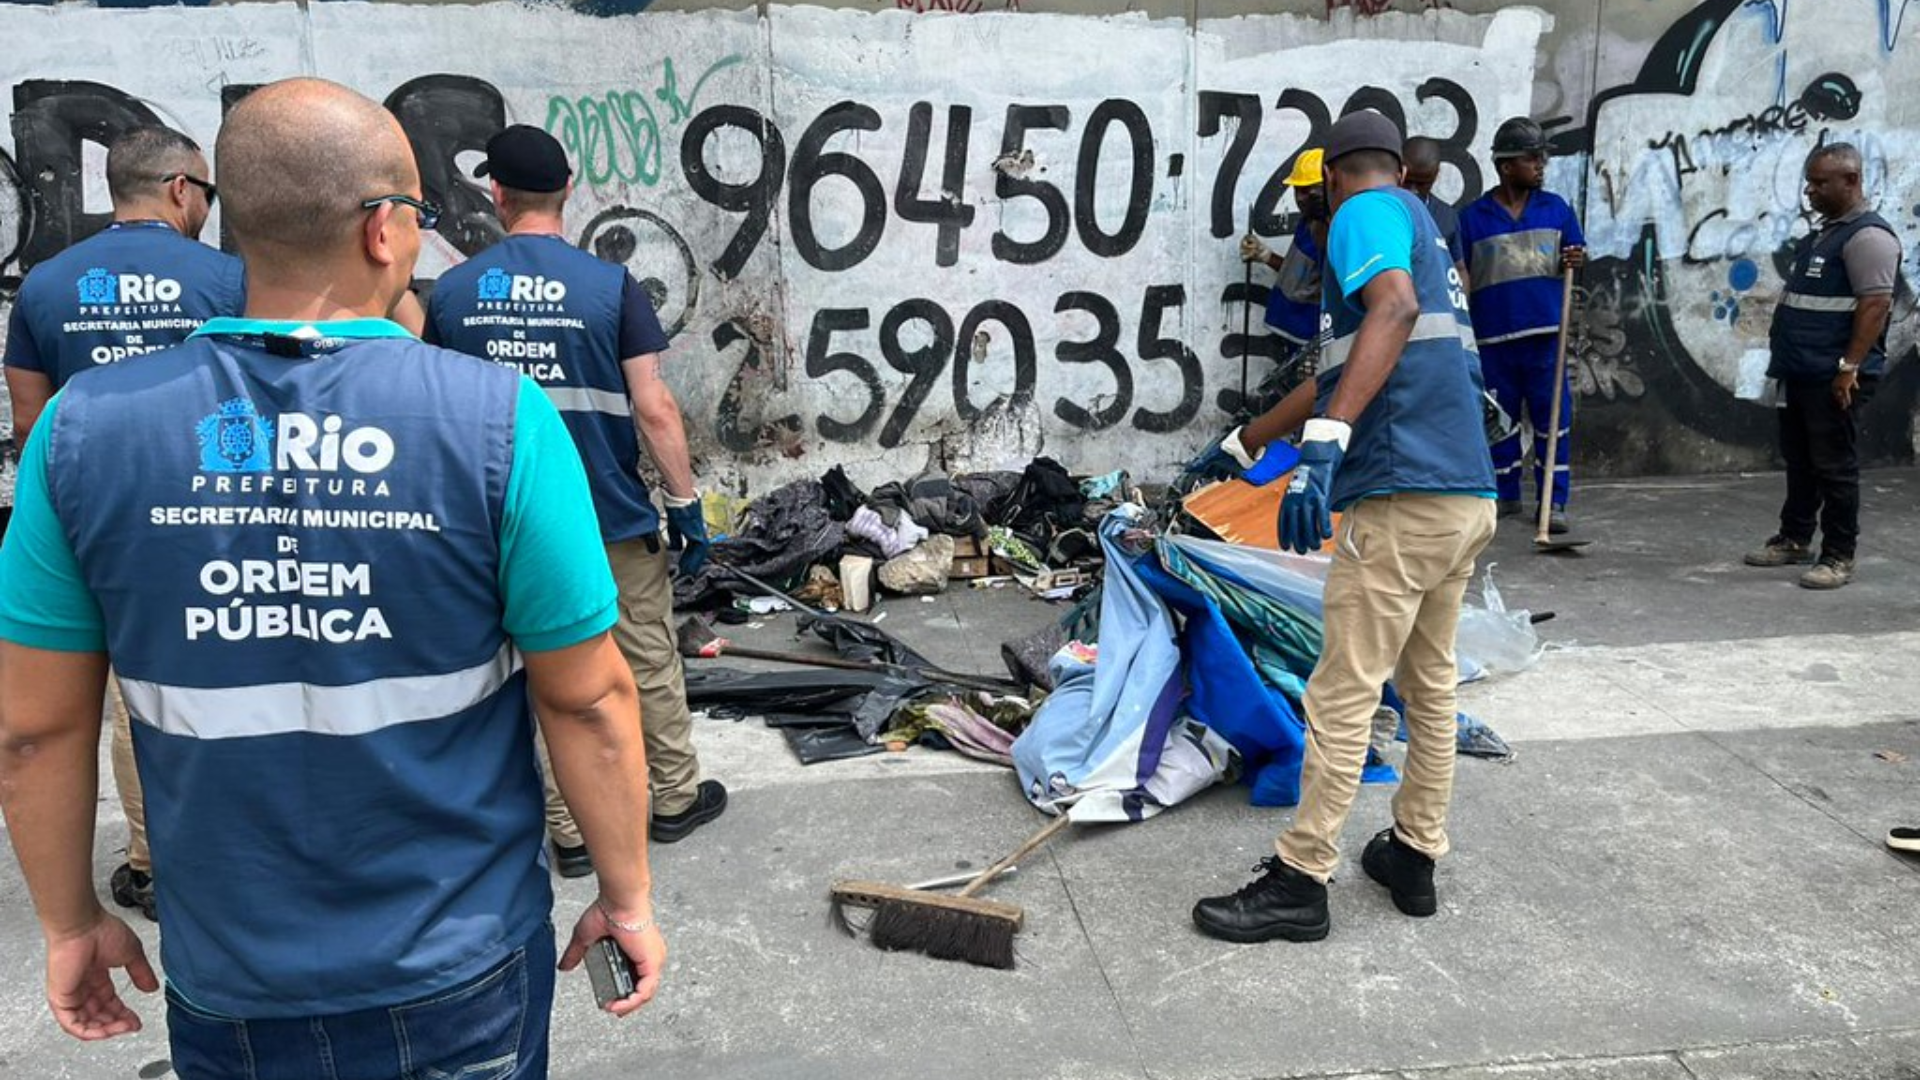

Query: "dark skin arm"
left=1242, top=380, right=1316, bottom=452
left=1321, top=269, right=1421, bottom=425
left=1835, top=294, right=1892, bottom=409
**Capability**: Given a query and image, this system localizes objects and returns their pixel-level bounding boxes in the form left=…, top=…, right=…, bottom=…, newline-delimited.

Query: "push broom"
left=830, top=813, right=1072, bottom=970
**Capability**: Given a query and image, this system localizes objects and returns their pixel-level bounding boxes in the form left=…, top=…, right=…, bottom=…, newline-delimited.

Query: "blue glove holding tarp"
left=664, top=493, right=710, bottom=578
left=1192, top=426, right=1303, bottom=487
left=1278, top=418, right=1348, bottom=554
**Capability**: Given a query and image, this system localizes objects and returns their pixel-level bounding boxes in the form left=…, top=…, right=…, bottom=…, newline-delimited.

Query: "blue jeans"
left=166, top=925, right=555, bottom=1080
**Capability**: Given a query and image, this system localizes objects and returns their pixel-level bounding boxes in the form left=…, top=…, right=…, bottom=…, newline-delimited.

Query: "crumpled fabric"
left=674, top=480, right=845, bottom=610
left=1004, top=457, right=1086, bottom=541
left=952, top=471, right=1023, bottom=525
left=846, top=505, right=929, bottom=558
left=820, top=465, right=866, bottom=523
left=883, top=692, right=1034, bottom=767
left=1011, top=505, right=1236, bottom=823
left=868, top=470, right=987, bottom=538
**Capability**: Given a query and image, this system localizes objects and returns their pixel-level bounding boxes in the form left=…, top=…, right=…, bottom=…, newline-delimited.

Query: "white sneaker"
left=1889, top=827, right=1920, bottom=854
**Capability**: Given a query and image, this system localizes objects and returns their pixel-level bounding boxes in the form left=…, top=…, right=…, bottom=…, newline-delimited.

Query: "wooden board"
left=1182, top=476, right=1340, bottom=553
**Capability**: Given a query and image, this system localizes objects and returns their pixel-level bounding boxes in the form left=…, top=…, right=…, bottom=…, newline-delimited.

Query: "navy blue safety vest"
left=7, top=221, right=244, bottom=388
left=1316, top=188, right=1496, bottom=510
left=47, top=319, right=549, bottom=1018
left=429, top=234, right=655, bottom=541
left=1768, top=210, right=1897, bottom=381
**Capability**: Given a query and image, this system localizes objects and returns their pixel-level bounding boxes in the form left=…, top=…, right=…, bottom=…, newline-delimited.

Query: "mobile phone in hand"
left=586, top=937, right=637, bottom=1009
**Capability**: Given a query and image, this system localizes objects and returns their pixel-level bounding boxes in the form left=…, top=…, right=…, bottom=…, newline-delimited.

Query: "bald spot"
left=216, top=78, right=418, bottom=269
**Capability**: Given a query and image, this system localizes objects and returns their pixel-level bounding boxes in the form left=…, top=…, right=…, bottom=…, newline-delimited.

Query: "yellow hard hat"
left=1283, top=148, right=1325, bottom=188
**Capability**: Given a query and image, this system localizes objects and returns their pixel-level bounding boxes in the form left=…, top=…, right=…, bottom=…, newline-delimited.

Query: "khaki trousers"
left=541, top=535, right=701, bottom=847
left=1278, top=494, right=1496, bottom=882
left=106, top=673, right=150, bottom=873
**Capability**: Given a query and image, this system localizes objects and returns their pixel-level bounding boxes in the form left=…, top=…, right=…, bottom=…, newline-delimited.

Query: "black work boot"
left=110, top=862, right=156, bottom=922
left=1192, top=856, right=1329, bottom=943
left=650, top=780, right=729, bottom=844
left=1362, top=827, right=1437, bottom=917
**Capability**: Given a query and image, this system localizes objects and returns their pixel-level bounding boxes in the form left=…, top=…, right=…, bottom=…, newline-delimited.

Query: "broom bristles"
left=867, top=898, right=1017, bottom=970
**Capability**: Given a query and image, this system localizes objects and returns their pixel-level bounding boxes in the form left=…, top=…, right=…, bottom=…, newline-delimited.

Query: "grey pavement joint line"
left=1049, top=842, right=1154, bottom=1080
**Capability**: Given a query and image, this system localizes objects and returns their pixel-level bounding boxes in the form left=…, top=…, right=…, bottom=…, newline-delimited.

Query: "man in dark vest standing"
left=0, top=79, right=663, bottom=1072
left=1744, top=143, right=1900, bottom=589
left=1193, top=111, right=1497, bottom=944
left=3, top=126, right=246, bottom=924
left=427, top=125, right=725, bottom=876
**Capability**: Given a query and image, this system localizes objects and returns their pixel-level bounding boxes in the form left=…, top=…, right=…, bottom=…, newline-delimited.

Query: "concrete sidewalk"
left=4, top=469, right=1918, bottom=1079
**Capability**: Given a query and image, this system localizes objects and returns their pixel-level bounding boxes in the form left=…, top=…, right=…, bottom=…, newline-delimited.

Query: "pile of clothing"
left=674, top=458, right=1121, bottom=611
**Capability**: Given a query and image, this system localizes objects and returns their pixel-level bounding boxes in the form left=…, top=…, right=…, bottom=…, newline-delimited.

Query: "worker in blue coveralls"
left=1217, top=149, right=1328, bottom=473
left=1193, top=111, right=1497, bottom=945
left=1458, top=117, right=1586, bottom=534
left=427, top=125, right=726, bottom=877
left=0, top=80, right=665, bottom=1071
left=3, top=125, right=245, bottom=928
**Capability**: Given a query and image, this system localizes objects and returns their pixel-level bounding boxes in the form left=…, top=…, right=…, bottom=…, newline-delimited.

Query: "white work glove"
left=1240, top=233, right=1273, bottom=265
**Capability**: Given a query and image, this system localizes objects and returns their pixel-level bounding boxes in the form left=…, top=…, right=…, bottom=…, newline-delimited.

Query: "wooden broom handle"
left=958, top=813, right=1074, bottom=898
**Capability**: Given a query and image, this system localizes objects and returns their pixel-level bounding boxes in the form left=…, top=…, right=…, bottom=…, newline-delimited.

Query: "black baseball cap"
left=473, top=125, right=571, bottom=192
left=1324, top=110, right=1403, bottom=165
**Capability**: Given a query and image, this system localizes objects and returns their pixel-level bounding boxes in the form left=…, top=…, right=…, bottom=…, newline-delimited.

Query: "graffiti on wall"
left=1, top=0, right=1914, bottom=504
left=1560, top=0, right=1919, bottom=469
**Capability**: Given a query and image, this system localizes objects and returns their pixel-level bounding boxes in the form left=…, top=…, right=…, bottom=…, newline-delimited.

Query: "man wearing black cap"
left=426, top=125, right=726, bottom=874
left=1193, top=110, right=1496, bottom=945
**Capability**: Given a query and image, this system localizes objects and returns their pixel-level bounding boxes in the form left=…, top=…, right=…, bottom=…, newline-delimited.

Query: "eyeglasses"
left=361, top=194, right=441, bottom=231
left=164, top=173, right=218, bottom=203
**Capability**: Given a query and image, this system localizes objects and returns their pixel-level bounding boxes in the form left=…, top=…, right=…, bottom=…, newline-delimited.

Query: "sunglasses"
left=164, top=173, right=218, bottom=203
left=361, top=194, right=442, bottom=231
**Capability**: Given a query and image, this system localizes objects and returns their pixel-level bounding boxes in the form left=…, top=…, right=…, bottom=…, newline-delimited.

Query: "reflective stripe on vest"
left=1468, top=227, right=1561, bottom=291
left=120, top=643, right=522, bottom=740
left=1777, top=292, right=1859, bottom=313
left=546, top=386, right=631, bottom=418
left=1321, top=311, right=1479, bottom=373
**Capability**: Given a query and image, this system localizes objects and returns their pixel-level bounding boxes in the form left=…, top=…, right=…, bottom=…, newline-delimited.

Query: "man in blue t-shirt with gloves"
left=427, top=125, right=725, bottom=876
left=1458, top=117, right=1586, bottom=533
left=0, top=79, right=664, bottom=1073
left=3, top=125, right=246, bottom=927
left=1194, top=111, right=1497, bottom=945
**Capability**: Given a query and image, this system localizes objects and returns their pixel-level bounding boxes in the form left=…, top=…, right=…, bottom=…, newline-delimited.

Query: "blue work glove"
left=664, top=495, right=710, bottom=578
left=1278, top=419, right=1349, bottom=554
left=1190, top=427, right=1301, bottom=487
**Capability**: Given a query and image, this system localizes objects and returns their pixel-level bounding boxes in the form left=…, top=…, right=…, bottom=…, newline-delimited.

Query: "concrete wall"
left=1, top=0, right=1914, bottom=505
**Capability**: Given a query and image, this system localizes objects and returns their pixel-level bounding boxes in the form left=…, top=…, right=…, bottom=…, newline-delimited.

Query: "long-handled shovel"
left=1534, top=266, right=1590, bottom=555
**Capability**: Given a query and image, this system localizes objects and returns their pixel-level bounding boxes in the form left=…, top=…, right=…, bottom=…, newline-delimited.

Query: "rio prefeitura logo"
left=195, top=398, right=275, bottom=473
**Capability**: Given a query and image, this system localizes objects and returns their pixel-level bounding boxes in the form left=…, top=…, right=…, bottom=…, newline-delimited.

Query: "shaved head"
left=1402, top=136, right=1443, bottom=198
left=1403, top=137, right=1442, bottom=172
left=216, top=78, right=419, bottom=268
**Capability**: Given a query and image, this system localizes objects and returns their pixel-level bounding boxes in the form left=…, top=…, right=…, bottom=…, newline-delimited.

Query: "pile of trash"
left=673, top=459, right=1132, bottom=615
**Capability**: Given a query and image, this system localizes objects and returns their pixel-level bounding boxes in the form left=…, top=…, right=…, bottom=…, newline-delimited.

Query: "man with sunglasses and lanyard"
left=0, top=78, right=663, bottom=1072
left=427, top=125, right=726, bottom=877
left=2, top=124, right=244, bottom=928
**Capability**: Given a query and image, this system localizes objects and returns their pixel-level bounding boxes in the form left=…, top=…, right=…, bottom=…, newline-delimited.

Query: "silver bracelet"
left=597, top=898, right=655, bottom=935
